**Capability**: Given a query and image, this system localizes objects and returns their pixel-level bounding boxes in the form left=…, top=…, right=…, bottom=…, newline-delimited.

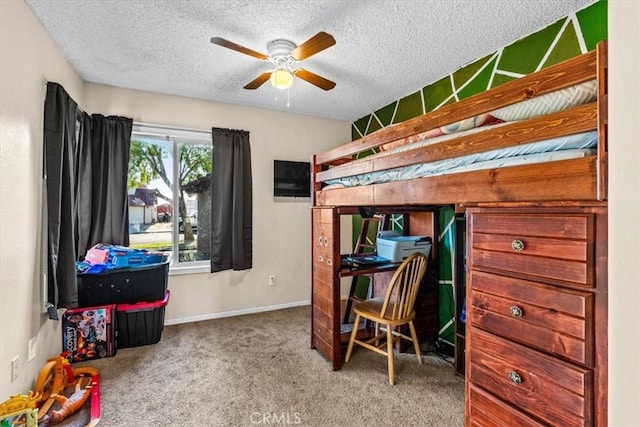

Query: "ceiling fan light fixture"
left=211, top=33, right=336, bottom=91
left=270, top=68, right=294, bottom=90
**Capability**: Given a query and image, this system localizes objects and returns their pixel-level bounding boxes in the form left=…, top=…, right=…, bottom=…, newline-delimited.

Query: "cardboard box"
left=62, top=305, right=116, bottom=363
left=377, top=236, right=432, bottom=262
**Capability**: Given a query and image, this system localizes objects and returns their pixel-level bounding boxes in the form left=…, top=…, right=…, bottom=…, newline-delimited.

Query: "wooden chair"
left=345, top=252, right=428, bottom=385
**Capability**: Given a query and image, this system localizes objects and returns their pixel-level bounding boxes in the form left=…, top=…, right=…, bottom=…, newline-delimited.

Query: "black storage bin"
left=77, top=260, right=169, bottom=307
left=116, top=291, right=170, bottom=348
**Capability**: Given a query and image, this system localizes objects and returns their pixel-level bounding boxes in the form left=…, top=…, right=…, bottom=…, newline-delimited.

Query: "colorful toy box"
left=84, top=244, right=149, bottom=268
left=62, top=305, right=117, bottom=363
left=78, top=243, right=167, bottom=275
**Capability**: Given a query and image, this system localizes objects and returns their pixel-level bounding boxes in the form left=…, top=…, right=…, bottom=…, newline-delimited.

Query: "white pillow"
left=490, top=79, right=597, bottom=122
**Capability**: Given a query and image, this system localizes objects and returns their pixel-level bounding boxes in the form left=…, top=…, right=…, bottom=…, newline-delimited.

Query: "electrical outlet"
left=268, top=275, right=276, bottom=286
left=11, top=355, right=20, bottom=382
left=29, top=337, right=36, bottom=362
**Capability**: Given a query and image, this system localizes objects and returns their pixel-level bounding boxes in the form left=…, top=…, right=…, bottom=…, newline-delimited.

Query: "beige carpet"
left=80, top=306, right=464, bottom=426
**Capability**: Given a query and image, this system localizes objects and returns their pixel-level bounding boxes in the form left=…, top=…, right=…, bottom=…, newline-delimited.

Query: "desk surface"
left=339, top=255, right=400, bottom=277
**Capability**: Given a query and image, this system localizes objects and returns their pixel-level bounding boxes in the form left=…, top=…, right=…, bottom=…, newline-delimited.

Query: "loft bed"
left=309, top=42, right=609, bottom=424
left=311, top=42, right=607, bottom=207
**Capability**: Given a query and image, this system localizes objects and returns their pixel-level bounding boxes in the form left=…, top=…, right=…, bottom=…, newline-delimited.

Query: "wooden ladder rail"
left=342, top=214, right=389, bottom=324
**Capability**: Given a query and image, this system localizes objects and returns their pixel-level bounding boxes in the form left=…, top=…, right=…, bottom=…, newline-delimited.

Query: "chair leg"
left=408, top=320, right=423, bottom=365
left=373, top=321, right=380, bottom=347
left=345, top=313, right=360, bottom=362
left=386, top=326, right=395, bottom=385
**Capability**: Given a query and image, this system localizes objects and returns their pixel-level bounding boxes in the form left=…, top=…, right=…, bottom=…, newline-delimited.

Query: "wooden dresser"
left=465, top=203, right=607, bottom=426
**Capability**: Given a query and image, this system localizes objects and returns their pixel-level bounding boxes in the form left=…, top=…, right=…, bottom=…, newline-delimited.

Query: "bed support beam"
left=316, top=157, right=598, bottom=207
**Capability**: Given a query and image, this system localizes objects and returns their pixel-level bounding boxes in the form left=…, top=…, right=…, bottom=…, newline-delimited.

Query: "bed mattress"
left=324, top=131, right=597, bottom=188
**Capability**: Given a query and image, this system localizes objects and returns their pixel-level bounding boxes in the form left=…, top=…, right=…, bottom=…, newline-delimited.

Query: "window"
left=127, top=124, right=212, bottom=269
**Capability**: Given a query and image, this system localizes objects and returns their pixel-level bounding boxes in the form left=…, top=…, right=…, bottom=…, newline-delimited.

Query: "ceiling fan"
left=210, top=32, right=336, bottom=91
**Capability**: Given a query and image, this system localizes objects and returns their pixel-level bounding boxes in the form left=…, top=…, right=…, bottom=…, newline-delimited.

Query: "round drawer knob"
left=508, top=371, right=522, bottom=384
left=511, top=239, right=525, bottom=252
left=509, top=305, right=523, bottom=318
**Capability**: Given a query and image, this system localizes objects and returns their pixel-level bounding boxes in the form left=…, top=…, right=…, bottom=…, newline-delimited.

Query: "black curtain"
left=44, top=83, right=133, bottom=316
left=210, top=128, right=252, bottom=272
left=75, top=111, right=93, bottom=259
left=84, top=114, right=133, bottom=249
left=44, top=82, right=79, bottom=312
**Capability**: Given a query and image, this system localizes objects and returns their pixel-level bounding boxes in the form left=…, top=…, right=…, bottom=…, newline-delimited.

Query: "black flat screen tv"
left=273, top=160, right=311, bottom=198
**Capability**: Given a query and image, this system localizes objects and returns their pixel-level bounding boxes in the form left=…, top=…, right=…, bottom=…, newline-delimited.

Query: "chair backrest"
left=379, top=252, right=428, bottom=321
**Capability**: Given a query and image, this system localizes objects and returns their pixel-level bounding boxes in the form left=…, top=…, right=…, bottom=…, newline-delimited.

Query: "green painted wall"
left=350, top=0, right=607, bottom=344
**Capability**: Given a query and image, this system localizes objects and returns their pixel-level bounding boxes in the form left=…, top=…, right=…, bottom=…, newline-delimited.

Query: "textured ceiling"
left=25, top=0, right=594, bottom=122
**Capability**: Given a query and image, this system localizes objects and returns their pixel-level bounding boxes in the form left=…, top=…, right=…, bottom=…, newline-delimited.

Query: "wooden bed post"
left=310, top=207, right=342, bottom=369
left=596, top=41, right=608, bottom=201
left=311, top=154, right=321, bottom=206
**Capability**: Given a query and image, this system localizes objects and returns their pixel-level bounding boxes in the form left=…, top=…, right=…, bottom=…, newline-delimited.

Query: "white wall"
left=608, top=1, right=640, bottom=424
left=0, top=0, right=85, bottom=397
left=83, top=83, right=350, bottom=323
left=0, top=0, right=349, bottom=398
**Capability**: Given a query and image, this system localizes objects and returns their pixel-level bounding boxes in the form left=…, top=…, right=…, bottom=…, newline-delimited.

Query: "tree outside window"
left=127, top=131, right=212, bottom=265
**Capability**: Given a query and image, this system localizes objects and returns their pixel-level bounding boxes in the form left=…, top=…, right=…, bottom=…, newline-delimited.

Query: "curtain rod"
left=133, top=121, right=211, bottom=135
left=44, top=79, right=86, bottom=115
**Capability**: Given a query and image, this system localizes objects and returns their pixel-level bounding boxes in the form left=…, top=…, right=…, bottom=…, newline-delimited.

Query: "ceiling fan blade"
left=244, top=72, right=271, bottom=90
left=294, top=69, right=336, bottom=91
left=290, top=32, right=336, bottom=61
left=210, top=37, right=268, bottom=60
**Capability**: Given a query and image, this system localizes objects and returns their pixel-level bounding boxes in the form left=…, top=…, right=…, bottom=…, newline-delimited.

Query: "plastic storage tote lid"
left=116, top=290, right=170, bottom=312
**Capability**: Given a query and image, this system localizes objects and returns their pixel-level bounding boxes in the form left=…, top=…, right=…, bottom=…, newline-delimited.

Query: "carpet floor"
left=80, top=306, right=464, bottom=426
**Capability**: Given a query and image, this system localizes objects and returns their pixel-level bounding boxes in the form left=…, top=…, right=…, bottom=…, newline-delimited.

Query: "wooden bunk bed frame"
left=310, top=42, right=608, bottom=426
left=312, top=42, right=607, bottom=207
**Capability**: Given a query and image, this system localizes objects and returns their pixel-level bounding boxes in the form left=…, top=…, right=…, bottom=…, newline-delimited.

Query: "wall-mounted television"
left=273, top=160, right=311, bottom=198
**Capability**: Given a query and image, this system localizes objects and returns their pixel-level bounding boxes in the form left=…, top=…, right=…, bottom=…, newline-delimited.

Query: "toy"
left=41, top=378, right=93, bottom=426
left=0, top=392, right=39, bottom=427
left=33, top=354, right=100, bottom=426
left=62, top=306, right=116, bottom=363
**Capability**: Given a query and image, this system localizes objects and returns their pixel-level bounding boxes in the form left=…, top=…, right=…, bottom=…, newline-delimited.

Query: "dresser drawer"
left=469, top=271, right=593, bottom=366
left=468, top=384, right=546, bottom=427
left=469, top=213, right=594, bottom=286
left=472, top=233, right=587, bottom=261
left=471, top=248, right=591, bottom=286
left=471, top=213, right=591, bottom=240
left=469, top=328, right=592, bottom=427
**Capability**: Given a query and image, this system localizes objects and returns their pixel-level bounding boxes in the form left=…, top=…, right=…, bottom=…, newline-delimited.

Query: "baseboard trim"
left=164, top=299, right=311, bottom=326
